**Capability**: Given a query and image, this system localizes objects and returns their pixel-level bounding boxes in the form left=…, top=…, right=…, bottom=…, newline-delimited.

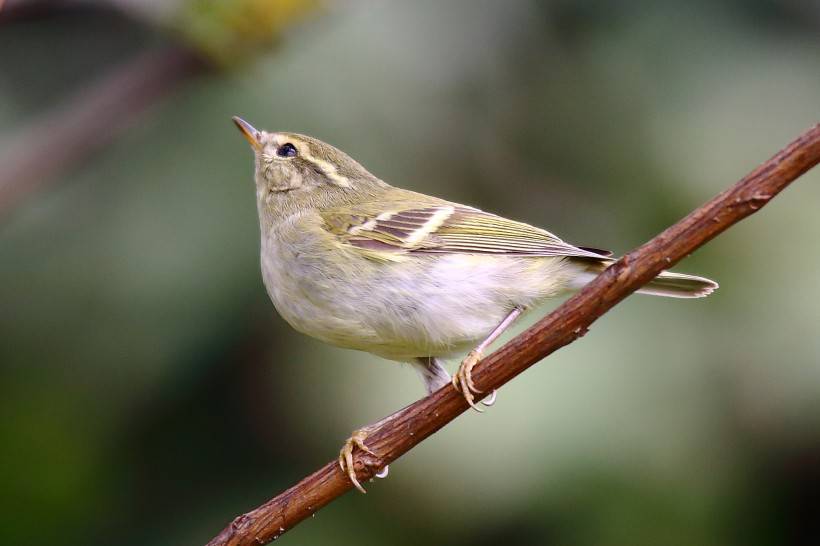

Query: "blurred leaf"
left=174, top=0, right=321, bottom=65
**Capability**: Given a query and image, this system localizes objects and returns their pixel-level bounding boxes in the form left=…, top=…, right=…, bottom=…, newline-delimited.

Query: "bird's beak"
left=232, top=116, right=262, bottom=151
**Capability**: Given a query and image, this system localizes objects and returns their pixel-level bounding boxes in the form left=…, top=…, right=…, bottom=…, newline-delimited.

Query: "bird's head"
left=232, top=117, right=386, bottom=208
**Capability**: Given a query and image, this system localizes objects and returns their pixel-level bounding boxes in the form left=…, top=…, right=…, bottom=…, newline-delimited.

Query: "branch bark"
left=206, top=124, right=820, bottom=546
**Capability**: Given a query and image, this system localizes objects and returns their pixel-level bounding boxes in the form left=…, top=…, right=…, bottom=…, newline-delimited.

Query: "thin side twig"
left=206, top=124, right=820, bottom=546
left=0, top=47, right=204, bottom=220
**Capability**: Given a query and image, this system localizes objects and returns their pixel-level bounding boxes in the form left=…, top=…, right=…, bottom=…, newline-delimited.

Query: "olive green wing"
left=321, top=203, right=609, bottom=259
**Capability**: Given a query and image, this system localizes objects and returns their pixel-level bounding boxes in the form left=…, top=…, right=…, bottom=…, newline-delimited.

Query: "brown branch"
left=206, top=124, right=820, bottom=546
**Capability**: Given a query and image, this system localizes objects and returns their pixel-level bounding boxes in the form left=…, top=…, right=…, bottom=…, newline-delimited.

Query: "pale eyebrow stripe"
left=271, top=134, right=351, bottom=188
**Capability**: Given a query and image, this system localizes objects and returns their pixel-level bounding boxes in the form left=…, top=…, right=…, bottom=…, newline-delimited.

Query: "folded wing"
left=321, top=204, right=609, bottom=259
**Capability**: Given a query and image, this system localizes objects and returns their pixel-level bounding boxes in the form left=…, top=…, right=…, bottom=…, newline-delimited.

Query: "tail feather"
left=637, top=270, right=718, bottom=298
left=567, top=259, right=718, bottom=299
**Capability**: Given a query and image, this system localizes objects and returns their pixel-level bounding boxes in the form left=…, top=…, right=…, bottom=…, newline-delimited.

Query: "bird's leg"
left=453, top=306, right=524, bottom=411
left=413, top=356, right=451, bottom=394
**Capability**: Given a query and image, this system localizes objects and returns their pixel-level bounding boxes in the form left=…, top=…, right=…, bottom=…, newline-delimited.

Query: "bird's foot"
left=452, top=349, right=491, bottom=412
left=338, top=427, right=379, bottom=493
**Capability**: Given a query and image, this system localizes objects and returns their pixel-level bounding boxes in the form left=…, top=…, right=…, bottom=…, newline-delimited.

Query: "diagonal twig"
left=0, top=47, right=205, bottom=220
left=206, top=123, right=820, bottom=546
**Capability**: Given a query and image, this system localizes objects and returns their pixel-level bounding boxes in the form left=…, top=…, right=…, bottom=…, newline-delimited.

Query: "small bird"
left=232, top=116, right=717, bottom=492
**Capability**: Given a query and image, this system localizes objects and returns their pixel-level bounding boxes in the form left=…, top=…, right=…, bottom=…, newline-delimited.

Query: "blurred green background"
left=1, top=1, right=819, bottom=545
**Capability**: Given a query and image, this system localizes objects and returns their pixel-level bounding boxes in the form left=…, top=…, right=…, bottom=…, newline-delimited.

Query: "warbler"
left=232, top=116, right=717, bottom=492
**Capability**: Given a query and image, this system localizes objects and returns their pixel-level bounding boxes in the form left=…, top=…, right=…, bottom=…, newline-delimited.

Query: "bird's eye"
left=277, top=143, right=298, bottom=158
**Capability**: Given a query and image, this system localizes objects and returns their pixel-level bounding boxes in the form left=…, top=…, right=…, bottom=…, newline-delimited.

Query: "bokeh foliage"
left=1, top=1, right=819, bottom=545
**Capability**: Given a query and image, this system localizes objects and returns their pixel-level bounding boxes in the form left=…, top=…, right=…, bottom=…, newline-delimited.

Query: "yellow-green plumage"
left=234, top=118, right=718, bottom=394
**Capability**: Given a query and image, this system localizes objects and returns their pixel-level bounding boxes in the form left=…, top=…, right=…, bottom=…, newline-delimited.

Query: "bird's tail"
left=567, top=258, right=718, bottom=299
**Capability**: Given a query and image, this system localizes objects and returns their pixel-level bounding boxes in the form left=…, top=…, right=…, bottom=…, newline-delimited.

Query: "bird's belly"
left=260, top=243, right=371, bottom=350
left=262, top=241, right=569, bottom=361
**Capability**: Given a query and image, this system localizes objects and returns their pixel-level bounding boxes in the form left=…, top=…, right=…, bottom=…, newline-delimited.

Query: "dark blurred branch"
left=0, top=46, right=204, bottom=219
left=0, top=0, right=75, bottom=22
left=206, top=124, right=820, bottom=546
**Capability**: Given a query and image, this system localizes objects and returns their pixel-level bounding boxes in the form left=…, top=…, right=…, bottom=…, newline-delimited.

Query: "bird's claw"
left=452, top=349, right=486, bottom=412
left=338, top=428, right=376, bottom=493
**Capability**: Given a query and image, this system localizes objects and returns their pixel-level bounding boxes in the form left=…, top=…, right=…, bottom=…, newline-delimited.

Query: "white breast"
left=260, top=217, right=571, bottom=361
